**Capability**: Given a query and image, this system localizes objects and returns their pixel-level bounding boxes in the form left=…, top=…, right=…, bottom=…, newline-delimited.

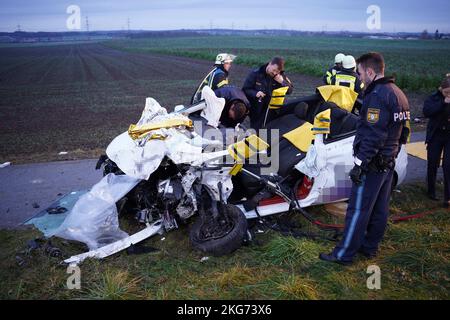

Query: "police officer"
left=191, top=53, right=236, bottom=104
left=214, top=85, right=250, bottom=128
left=323, top=53, right=345, bottom=85
left=330, top=55, right=364, bottom=96
left=423, top=74, right=450, bottom=208
left=242, top=56, right=293, bottom=129
left=319, top=52, right=410, bottom=265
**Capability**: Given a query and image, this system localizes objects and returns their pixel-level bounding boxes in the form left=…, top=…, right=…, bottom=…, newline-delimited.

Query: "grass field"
left=0, top=182, right=448, bottom=300
left=105, top=35, right=450, bottom=92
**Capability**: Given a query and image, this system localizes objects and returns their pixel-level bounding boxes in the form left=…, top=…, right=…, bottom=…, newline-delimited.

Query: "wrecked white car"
left=26, top=85, right=408, bottom=265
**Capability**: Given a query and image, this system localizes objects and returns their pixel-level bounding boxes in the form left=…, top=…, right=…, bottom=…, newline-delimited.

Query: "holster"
left=367, top=154, right=395, bottom=173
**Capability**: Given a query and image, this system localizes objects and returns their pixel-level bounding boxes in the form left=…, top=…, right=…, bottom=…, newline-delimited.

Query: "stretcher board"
left=405, top=141, right=428, bottom=161
left=405, top=141, right=443, bottom=166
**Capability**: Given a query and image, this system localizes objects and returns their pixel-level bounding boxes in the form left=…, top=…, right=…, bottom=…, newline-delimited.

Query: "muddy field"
left=0, top=43, right=426, bottom=164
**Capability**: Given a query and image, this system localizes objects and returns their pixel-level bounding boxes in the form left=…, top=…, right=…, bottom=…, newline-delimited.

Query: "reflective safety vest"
left=325, top=68, right=338, bottom=85
left=191, top=67, right=229, bottom=104
left=331, top=71, right=364, bottom=94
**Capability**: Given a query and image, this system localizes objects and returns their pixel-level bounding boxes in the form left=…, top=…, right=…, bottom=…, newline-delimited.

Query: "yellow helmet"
left=215, top=53, right=236, bottom=65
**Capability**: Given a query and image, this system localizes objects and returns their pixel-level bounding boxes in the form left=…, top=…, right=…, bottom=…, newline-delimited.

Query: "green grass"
left=105, top=35, right=450, bottom=92
left=85, top=269, right=144, bottom=300
left=0, top=182, right=448, bottom=300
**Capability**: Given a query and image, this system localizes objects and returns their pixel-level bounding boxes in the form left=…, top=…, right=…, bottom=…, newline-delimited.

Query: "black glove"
left=349, top=164, right=364, bottom=185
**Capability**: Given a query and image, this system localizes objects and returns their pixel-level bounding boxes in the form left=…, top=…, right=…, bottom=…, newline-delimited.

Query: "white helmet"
left=335, top=53, right=345, bottom=64
left=343, top=55, right=356, bottom=69
left=215, top=53, right=236, bottom=65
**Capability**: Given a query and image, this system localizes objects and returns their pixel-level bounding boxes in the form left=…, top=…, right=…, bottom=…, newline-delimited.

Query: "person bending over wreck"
left=214, top=85, right=250, bottom=128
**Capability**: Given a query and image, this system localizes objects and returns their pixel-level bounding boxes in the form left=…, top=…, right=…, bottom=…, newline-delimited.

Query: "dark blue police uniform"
left=423, top=90, right=450, bottom=203
left=331, top=77, right=410, bottom=262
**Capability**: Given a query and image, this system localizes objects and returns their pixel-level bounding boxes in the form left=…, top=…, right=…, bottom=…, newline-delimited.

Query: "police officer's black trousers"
left=332, top=169, right=394, bottom=262
left=426, top=130, right=450, bottom=202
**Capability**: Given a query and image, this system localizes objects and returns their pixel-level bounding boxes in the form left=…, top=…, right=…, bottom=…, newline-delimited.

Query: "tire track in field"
left=80, top=45, right=138, bottom=104
left=84, top=44, right=157, bottom=85
left=93, top=46, right=169, bottom=80
left=50, top=44, right=77, bottom=84
left=92, top=44, right=210, bottom=81
left=81, top=45, right=150, bottom=99
left=76, top=45, right=96, bottom=82
left=0, top=54, right=51, bottom=85
left=90, top=53, right=135, bottom=81
left=37, top=45, right=74, bottom=84
left=36, top=55, right=66, bottom=84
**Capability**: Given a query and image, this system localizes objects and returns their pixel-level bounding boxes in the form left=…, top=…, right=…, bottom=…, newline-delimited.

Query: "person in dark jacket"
left=242, top=57, right=293, bottom=129
left=320, top=52, right=410, bottom=265
left=191, top=53, right=236, bottom=105
left=214, top=86, right=250, bottom=128
left=423, top=74, right=450, bottom=207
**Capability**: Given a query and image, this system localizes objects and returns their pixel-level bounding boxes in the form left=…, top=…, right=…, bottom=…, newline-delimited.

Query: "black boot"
left=427, top=192, right=440, bottom=201
left=358, top=249, right=377, bottom=259
left=319, top=253, right=352, bottom=266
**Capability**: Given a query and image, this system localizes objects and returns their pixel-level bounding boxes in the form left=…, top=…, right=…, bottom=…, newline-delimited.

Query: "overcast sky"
left=1, top=0, right=449, bottom=33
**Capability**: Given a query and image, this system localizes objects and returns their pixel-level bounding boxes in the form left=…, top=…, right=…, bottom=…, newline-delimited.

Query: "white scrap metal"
left=64, top=220, right=163, bottom=265
left=61, top=86, right=229, bottom=264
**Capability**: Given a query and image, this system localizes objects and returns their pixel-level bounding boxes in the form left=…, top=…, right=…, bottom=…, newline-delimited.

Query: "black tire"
left=189, top=204, right=247, bottom=256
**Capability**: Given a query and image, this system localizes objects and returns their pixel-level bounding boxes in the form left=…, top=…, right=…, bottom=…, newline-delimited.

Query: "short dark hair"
left=356, top=52, right=385, bottom=74
left=269, top=56, right=285, bottom=72
left=440, top=74, right=450, bottom=90
left=230, top=101, right=247, bottom=120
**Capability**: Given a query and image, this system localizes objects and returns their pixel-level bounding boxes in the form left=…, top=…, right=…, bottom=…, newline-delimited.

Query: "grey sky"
left=1, top=0, right=449, bottom=33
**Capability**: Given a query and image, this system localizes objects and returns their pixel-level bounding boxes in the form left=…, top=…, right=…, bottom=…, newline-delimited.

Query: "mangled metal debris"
left=26, top=85, right=410, bottom=265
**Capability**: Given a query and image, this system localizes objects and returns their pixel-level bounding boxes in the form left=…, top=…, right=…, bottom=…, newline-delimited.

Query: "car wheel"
left=189, top=204, right=247, bottom=256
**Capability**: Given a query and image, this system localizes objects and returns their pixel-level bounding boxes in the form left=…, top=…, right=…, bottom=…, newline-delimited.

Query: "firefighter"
left=323, top=53, right=345, bottom=85
left=242, top=56, right=293, bottom=129
left=191, top=53, right=236, bottom=104
left=423, top=74, right=450, bottom=208
left=319, top=52, right=410, bottom=265
left=330, top=55, right=364, bottom=96
left=214, top=85, right=250, bottom=128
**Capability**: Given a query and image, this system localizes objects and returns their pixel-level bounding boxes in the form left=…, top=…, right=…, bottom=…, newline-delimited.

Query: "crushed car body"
left=25, top=85, right=408, bottom=265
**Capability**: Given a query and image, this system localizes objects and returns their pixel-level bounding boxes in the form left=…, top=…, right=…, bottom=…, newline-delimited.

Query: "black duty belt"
left=368, top=154, right=395, bottom=172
